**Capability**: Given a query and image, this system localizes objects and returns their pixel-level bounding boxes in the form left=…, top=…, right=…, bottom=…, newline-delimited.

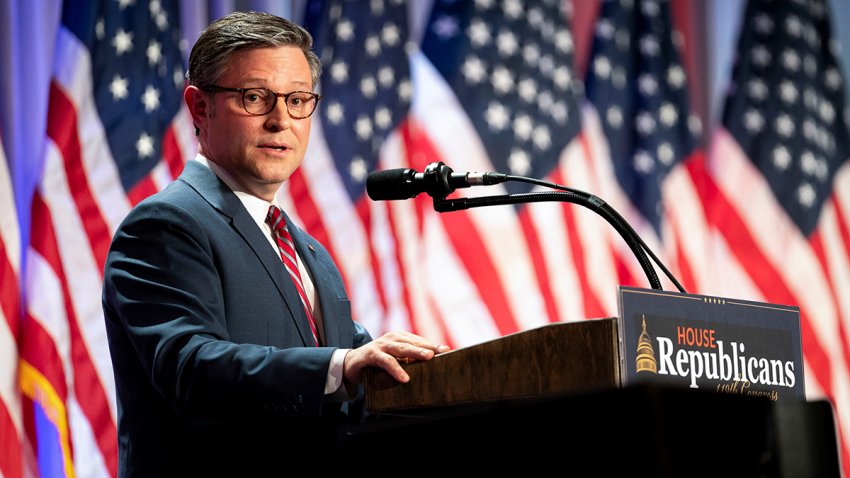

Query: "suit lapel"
left=178, top=161, right=316, bottom=346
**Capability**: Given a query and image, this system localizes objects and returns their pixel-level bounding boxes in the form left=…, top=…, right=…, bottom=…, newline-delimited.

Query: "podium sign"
left=618, top=286, right=805, bottom=400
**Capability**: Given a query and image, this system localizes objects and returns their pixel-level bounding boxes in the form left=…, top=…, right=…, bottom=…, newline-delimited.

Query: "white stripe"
left=52, top=27, right=131, bottom=234
left=299, top=119, right=384, bottom=336
left=411, top=51, right=549, bottom=331
left=0, top=308, right=22, bottom=452
left=0, top=142, right=20, bottom=272
left=68, top=395, right=109, bottom=478
left=38, top=140, right=117, bottom=421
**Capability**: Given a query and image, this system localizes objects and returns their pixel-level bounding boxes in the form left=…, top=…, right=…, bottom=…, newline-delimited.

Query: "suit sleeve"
left=103, top=199, right=337, bottom=420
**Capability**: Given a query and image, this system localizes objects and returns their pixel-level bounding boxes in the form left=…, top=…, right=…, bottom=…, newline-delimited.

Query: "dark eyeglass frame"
left=201, top=85, right=322, bottom=119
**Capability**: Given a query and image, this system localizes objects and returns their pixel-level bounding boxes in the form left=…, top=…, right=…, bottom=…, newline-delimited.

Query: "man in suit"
left=102, top=11, right=448, bottom=476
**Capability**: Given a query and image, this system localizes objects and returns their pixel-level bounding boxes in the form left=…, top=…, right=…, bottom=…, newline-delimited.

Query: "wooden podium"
left=364, top=318, right=620, bottom=412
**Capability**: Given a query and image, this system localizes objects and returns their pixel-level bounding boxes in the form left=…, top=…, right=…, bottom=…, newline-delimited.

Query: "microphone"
left=366, top=162, right=506, bottom=200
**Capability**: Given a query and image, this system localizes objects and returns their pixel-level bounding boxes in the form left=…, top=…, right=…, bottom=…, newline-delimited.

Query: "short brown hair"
left=186, top=11, right=322, bottom=89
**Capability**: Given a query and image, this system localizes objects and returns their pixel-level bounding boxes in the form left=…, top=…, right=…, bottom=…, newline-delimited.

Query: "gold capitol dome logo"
left=636, top=315, right=657, bottom=374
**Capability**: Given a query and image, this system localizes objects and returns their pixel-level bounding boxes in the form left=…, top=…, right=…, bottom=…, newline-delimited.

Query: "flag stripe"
left=29, top=191, right=118, bottom=474
left=517, top=209, right=561, bottom=323
left=46, top=80, right=112, bottom=271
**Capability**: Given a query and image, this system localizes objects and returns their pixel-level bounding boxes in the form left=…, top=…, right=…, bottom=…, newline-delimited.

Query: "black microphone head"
left=366, top=168, right=418, bottom=200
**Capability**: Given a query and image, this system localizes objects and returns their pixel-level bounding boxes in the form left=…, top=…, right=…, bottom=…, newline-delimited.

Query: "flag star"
left=615, top=29, right=631, bottom=50
left=365, top=36, right=382, bottom=56
left=149, top=0, right=161, bottom=14
left=638, top=73, right=658, bottom=96
left=504, top=0, right=523, bottom=19
left=640, top=35, right=660, bottom=56
left=113, top=28, right=134, bottom=56
left=779, top=80, right=798, bottom=104
left=594, top=56, right=612, bottom=79
left=173, top=69, right=183, bottom=88
left=537, top=90, right=553, bottom=113
left=553, top=66, right=571, bottom=90
left=474, top=0, right=495, bottom=8
left=136, top=132, right=154, bottom=158
left=804, top=54, right=817, bottom=77
left=772, top=145, right=791, bottom=170
left=336, top=20, right=355, bottom=41
left=554, top=30, right=573, bottom=53
left=360, top=77, right=377, bottom=98
left=607, top=106, right=624, bottom=128
left=819, top=101, right=835, bottom=123
left=154, top=11, right=168, bottom=30
left=800, top=150, right=817, bottom=175
left=349, top=158, right=368, bottom=182
left=491, top=66, right=514, bottom=94
left=497, top=30, right=519, bottom=57
left=370, top=0, right=384, bottom=15
left=330, top=61, right=349, bottom=84
left=804, top=26, right=820, bottom=48
left=815, top=157, right=829, bottom=181
left=398, top=79, right=413, bottom=101
left=432, top=15, right=459, bottom=39
left=523, top=44, right=540, bottom=66
left=611, top=67, right=627, bottom=88
left=538, top=55, right=554, bottom=76
left=744, top=109, right=765, bottom=132
left=382, top=23, right=400, bottom=46
left=782, top=49, right=800, bottom=71
left=785, top=15, right=802, bottom=37
left=748, top=78, right=768, bottom=100
left=378, top=66, right=395, bottom=88
left=775, top=114, right=795, bottom=137
left=109, top=75, right=129, bottom=100
left=96, top=18, right=105, bottom=40
left=540, top=21, right=555, bottom=41
left=513, top=114, right=533, bottom=140
left=596, top=19, right=615, bottom=39
left=532, top=125, right=551, bottom=150
left=141, top=85, right=160, bottom=112
left=468, top=19, right=490, bottom=47
left=375, top=107, right=392, bottom=129
left=485, top=102, right=510, bottom=130
left=551, top=101, right=568, bottom=124
left=825, top=68, right=842, bottom=90
left=753, top=12, right=773, bottom=34
left=641, top=0, right=660, bottom=16
left=667, top=65, right=685, bottom=89
left=518, top=78, right=536, bottom=102
left=508, top=149, right=531, bottom=175
left=797, top=182, right=816, bottom=208
left=117, top=0, right=135, bottom=9
left=751, top=45, right=771, bottom=67
left=527, top=8, right=544, bottom=28
left=658, top=143, right=675, bottom=165
left=688, top=115, right=703, bottom=136
left=146, top=40, right=162, bottom=66
left=636, top=111, right=656, bottom=136
left=326, top=101, right=344, bottom=124
left=634, top=150, right=655, bottom=174
left=462, top=56, right=487, bottom=84
left=355, top=115, right=373, bottom=140
left=659, top=102, right=678, bottom=126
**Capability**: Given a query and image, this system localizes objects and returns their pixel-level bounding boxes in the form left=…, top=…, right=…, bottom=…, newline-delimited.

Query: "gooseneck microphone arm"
left=366, top=162, right=687, bottom=293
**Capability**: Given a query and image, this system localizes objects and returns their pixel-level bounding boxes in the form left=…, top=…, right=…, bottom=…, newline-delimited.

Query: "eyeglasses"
left=201, top=86, right=322, bottom=119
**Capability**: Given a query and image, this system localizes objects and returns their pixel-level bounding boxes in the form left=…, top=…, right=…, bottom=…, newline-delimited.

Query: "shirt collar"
left=193, top=154, right=280, bottom=229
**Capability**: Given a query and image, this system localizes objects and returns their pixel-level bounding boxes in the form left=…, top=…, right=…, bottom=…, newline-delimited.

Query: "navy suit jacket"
left=103, top=160, right=371, bottom=476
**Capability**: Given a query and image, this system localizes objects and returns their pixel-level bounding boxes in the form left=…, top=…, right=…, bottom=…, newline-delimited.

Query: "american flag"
left=16, top=0, right=195, bottom=476
left=705, top=0, right=850, bottom=471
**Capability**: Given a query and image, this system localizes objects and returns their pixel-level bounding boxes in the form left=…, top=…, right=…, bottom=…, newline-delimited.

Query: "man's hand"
left=343, top=331, right=450, bottom=384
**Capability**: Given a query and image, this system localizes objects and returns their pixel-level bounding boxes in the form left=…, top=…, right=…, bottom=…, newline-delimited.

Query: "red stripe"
left=0, top=398, right=23, bottom=478
left=517, top=207, right=560, bottom=323
left=355, top=197, right=389, bottom=334
left=161, top=124, right=186, bottom=180
left=832, top=194, right=850, bottom=290
left=127, top=175, right=158, bottom=207
left=46, top=81, right=112, bottom=273
left=401, top=120, right=519, bottom=336
left=19, top=313, right=67, bottom=401
left=698, top=164, right=835, bottom=397
left=810, top=228, right=850, bottom=386
left=29, top=193, right=118, bottom=476
left=1, top=242, right=20, bottom=339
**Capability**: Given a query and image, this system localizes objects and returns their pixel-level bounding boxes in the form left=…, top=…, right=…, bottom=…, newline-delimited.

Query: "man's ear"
left=184, top=85, right=209, bottom=133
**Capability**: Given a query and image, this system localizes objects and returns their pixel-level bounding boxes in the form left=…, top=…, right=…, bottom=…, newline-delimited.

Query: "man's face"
left=190, top=46, right=314, bottom=200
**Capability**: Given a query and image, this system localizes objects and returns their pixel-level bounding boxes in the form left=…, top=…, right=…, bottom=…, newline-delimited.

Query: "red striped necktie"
left=265, top=205, right=320, bottom=346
